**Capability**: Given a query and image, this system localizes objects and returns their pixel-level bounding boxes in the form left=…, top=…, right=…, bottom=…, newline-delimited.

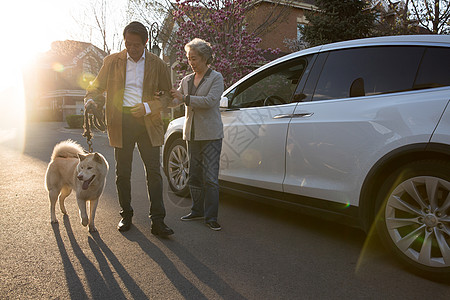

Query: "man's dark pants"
left=114, top=109, right=165, bottom=222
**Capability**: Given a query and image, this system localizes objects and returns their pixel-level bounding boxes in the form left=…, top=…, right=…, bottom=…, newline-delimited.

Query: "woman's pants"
left=187, top=139, right=222, bottom=222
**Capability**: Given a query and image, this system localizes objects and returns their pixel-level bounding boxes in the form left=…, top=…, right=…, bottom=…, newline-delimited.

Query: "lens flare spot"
left=52, top=63, right=64, bottom=72
left=78, top=72, right=96, bottom=90
left=241, top=148, right=262, bottom=169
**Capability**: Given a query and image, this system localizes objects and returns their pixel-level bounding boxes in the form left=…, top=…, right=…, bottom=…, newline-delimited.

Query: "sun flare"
left=0, top=0, right=78, bottom=151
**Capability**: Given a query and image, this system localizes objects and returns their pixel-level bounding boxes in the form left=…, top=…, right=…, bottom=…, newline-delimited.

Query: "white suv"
left=163, top=35, right=450, bottom=278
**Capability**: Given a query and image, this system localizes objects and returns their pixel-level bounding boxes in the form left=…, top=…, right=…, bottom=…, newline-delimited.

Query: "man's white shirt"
left=85, top=51, right=151, bottom=115
left=123, top=51, right=151, bottom=114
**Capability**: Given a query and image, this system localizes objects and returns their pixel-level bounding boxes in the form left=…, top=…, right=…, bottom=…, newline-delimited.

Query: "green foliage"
left=66, top=114, right=84, bottom=129
left=162, top=117, right=172, bottom=132
left=301, top=0, right=376, bottom=47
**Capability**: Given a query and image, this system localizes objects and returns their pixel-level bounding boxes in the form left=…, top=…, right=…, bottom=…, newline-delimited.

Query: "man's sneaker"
left=180, top=213, right=204, bottom=221
left=206, top=221, right=221, bottom=231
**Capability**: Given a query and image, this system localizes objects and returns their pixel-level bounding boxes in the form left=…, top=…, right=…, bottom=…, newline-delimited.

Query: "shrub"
left=162, top=117, right=172, bottom=132
left=66, top=114, right=84, bottom=129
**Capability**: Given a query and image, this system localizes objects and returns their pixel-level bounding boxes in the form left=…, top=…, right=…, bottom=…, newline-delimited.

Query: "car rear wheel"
left=165, top=138, right=190, bottom=197
left=375, top=160, right=450, bottom=278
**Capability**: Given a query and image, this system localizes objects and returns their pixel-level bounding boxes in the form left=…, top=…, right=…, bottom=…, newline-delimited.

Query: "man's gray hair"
left=185, top=38, right=214, bottom=65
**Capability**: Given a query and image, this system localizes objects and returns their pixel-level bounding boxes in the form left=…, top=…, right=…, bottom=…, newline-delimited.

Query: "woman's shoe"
left=180, top=213, right=205, bottom=221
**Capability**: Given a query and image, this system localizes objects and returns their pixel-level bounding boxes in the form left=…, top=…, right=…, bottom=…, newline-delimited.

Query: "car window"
left=230, top=56, right=311, bottom=108
left=294, top=53, right=326, bottom=102
left=312, top=46, right=425, bottom=101
left=223, top=88, right=236, bottom=107
left=414, top=47, right=450, bottom=90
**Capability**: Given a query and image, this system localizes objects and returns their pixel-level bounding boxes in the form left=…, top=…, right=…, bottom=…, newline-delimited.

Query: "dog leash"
left=82, top=100, right=106, bottom=153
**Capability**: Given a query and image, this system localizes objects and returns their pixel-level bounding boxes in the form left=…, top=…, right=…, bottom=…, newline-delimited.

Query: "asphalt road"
left=1, top=122, right=449, bottom=299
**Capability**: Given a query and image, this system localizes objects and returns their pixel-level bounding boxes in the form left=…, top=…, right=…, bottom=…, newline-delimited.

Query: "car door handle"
left=273, top=112, right=314, bottom=119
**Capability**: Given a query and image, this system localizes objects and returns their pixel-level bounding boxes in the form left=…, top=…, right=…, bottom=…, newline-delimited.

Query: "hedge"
left=66, top=115, right=84, bottom=129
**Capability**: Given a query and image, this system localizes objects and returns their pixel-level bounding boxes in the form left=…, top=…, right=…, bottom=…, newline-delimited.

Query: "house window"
left=297, top=23, right=305, bottom=41
left=296, top=15, right=307, bottom=41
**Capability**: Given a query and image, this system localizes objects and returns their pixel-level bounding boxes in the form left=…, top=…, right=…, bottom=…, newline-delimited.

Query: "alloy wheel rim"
left=385, top=176, right=450, bottom=268
left=168, top=144, right=189, bottom=191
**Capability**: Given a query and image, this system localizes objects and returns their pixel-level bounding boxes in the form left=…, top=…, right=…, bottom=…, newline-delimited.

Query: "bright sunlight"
left=0, top=0, right=79, bottom=151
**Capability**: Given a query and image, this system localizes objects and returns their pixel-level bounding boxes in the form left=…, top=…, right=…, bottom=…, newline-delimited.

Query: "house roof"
left=257, top=0, right=316, bottom=9
left=30, top=40, right=107, bottom=91
left=38, top=40, right=107, bottom=68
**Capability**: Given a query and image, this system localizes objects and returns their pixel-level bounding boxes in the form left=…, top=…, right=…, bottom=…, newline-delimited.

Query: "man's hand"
left=84, top=99, right=97, bottom=111
left=154, top=90, right=164, bottom=102
left=131, top=103, right=145, bottom=118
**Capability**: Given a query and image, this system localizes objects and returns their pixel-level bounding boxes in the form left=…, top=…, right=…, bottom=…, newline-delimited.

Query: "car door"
left=219, top=56, right=313, bottom=191
left=283, top=46, right=448, bottom=206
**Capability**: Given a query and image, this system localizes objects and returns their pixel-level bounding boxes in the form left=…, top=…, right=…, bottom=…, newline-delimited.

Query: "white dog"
left=45, top=140, right=109, bottom=232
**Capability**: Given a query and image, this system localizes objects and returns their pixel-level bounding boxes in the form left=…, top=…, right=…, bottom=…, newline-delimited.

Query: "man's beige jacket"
left=85, top=49, right=172, bottom=148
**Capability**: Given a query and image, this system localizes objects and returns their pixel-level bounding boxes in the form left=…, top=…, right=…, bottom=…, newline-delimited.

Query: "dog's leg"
left=58, top=186, right=72, bottom=215
left=77, top=198, right=89, bottom=227
left=88, top=199, right=99, bottom=232
left=49, top=189, right=60, bottom=223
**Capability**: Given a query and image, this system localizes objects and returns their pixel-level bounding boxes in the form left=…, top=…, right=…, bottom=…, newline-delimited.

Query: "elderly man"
left=85, top=21, right=173, bottom=235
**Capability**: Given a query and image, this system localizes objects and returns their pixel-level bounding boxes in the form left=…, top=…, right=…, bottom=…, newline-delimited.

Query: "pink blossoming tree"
left=172, top=0, right=279, bottom=87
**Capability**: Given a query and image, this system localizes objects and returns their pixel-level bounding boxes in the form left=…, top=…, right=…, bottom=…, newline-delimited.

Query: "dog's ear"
left=78, top=153, right=86, bottom=161
left=93, top=153, right=103, bottom=164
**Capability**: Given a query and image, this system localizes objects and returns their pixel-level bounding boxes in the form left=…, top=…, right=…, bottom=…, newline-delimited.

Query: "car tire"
left=165, top=138, right=190, bottom=197
left=375, top=159, right=450, bottom=279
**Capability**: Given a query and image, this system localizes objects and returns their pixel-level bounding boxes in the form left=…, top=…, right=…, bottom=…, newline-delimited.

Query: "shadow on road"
left=123, top=228, right=247, bottom=300
left=222, top=193, right=367, bottom=244
left=162, top=238, right=248, bottom=300
left=89, top=234, right=147, bottom=299
left=51, top=220, right=89, bottom=299
left=62, top=216, right=118, bottom=299
left=51, top=215, right=146, bottom=299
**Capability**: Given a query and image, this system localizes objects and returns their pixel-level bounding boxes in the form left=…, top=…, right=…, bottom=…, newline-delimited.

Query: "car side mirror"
left=219, top=96, right=229, bottom=108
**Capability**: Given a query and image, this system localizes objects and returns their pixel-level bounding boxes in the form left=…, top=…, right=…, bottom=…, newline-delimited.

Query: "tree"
left=129, top=0, right=291, bottom=47
left=171, top=0, right=280, bottom=87
left=127, top=0, right=168, bottom=28
left=301, top=0, right=376, bottom=47
left=372, top=1, right=450, bottom=36
left=72, top=0, right=128, bottom=53
left=410, top=0, right=450, bottom=34
left=372, top=0, right=416, bottom=35
left=92, top=0, right=112, bottom=54
left=128, top=0, right=292, bottom=86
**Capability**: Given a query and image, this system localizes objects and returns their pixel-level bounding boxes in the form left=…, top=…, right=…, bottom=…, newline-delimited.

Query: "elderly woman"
left=170, top=38, right=224, bottom=231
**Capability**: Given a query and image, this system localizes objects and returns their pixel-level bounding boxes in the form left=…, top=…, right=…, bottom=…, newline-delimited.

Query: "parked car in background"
left=163, top=35, right=450, bottom=278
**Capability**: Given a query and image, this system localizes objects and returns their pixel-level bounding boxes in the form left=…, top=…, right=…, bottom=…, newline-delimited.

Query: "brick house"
left=24, top=41, right=106, bottom=122
left=246, top=0, right=316, bottom=55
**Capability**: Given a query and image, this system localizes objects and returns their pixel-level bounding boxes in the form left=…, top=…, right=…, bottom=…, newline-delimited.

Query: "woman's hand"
left=170, top=88, right=183, bottom=102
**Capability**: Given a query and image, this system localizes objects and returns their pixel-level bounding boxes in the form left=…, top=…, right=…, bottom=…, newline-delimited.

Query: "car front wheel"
left=376, top=160, right=450, bottom=279
left=165, top=138, right=190, bottom=197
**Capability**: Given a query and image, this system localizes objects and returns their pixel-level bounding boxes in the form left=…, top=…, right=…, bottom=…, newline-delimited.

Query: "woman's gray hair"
left=185, top=38, right=214, bottom=65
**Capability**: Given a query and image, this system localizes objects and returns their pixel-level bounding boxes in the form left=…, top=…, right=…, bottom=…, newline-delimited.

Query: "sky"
left=0, top=0, right=127, bottom=148
left=1, top=1, right=80, bottom=88
left=0, top=0, right=128, bottom=91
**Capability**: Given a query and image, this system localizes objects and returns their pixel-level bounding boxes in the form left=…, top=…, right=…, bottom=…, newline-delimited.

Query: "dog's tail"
left=51, top=140, right=85, bottom=161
